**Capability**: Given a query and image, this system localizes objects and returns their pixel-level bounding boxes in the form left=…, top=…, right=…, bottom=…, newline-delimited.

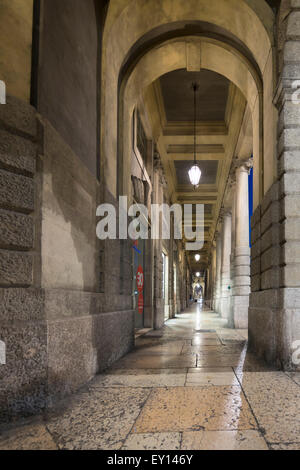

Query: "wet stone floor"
left=1, top=304, right=300, bottom=450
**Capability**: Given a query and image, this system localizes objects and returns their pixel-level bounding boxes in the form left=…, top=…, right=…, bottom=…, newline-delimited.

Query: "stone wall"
left=249, top=0, right=300, bottom=370
left=37, top=0, right=107, bottom=177
left=0, top=0, right=33, bottom=101
left=39, top=119, right=133, bottom=401
left=0, top=98, right=134, bottom=422
left=249, top=182, right=281, bottom=363
left=0, top=96, right=46, bottom=422
left=249, top=178, right=300, bottom=370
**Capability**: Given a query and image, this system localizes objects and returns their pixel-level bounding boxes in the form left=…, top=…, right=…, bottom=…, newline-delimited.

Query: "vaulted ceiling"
left=160, top=69, right=230, bottom=122
left=143, top=67, right=247, bottom=274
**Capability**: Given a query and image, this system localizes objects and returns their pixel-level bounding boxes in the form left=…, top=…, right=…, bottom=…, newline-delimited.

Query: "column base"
left=215, top=297, right=221, bottom=315
left=154, top=306, right=165, bottom=329
left=220, top=295, right=231, bottom=321
left=232, top=295, right=249, bottom=329
left=249, top=289, right=300, bottom=371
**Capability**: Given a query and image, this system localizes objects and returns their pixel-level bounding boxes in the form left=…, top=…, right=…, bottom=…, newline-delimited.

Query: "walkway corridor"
left=1, top=305, right=300, bottom=450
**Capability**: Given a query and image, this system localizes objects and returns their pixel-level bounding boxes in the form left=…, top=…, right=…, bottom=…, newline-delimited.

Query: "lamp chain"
left=194, top=83, right=197, bottom=166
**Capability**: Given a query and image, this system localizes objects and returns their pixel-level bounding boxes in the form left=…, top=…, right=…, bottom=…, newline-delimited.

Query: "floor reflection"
left=0, top=304, right=299, bottom=451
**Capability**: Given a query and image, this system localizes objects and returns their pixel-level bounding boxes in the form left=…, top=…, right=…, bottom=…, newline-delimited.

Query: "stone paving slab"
left=181, top=430, right=268, bottom=450
left=234, top=356, right=278, bottom=373
left=135, top=337, right=190, bottom=347
left=122, top=432, right=181, bottom=450
left=196, top=354, right=246, bottom=368
left=186, top=370, right=240, bottom=387
left=46, top=387, right=151, bottom=450
left=90, top=370, right=186, bottom=388
left=0, top=423, right=57, bottom=450
left=105, top=368, right=188, bottom=375
left=191, top=337, right=221, bottom=346
left=134, top=386, right=257, bottom=433
left=235, top=329, right=248, bottom=340
left=131, top=340, right=185, bottom=356
left=270, top=442, right=300, bottom=450
left=1, top=308, right=299, bottom=450
left=237, top=372, right=300, bottom=444
left=182, top=344, right=245, bottom=355
left=111, top=353, right=197, bottom=369
left=286, top=371, right=300, bottom=386
left=188, top=367, right=233, bottom=373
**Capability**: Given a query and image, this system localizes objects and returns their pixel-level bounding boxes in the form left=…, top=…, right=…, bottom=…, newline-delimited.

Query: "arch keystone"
left=186, top=40, right=201, bottom=72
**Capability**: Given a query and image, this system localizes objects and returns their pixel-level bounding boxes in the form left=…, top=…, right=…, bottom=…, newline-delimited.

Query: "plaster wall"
left=38, top=0, right=106, bottom=177
left=40, top=119, right=98, bottom=291
left=0, top=0, right=33, bottom=102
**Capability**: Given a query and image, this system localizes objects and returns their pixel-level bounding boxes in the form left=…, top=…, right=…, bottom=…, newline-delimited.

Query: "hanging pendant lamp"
left=188, top=83, right=201, bottom=188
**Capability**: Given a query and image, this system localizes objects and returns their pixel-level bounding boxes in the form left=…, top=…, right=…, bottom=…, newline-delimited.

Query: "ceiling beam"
left=164, top=135, right=226, bottom=145
left=167, top=153, right=225, bottom=161
left=163, top=122, right=228, bottom=136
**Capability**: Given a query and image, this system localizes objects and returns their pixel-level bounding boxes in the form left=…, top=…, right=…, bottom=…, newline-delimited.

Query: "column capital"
left=228, top=173, right=236, bottom=188
left=228, top=162, right=237, bottom=185
left=220, top=207, right=232, bottom=219
left=214, top=230, right=221, bottom=242
left=234, top=157, right=253, bottom=175
left=154, top=148, right=168, bottom=187
left=154, top=147, right=163, bottom=171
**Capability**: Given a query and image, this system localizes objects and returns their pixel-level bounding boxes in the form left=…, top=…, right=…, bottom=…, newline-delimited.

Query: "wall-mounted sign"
left=136, top=265, right=144, bottom=292
left=138, top=293, right=144, bottom=315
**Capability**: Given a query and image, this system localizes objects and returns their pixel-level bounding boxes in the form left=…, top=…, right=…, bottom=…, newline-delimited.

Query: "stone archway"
left=120, top=36, right=267, bottom=209
left=100, top=0, right=300, bottom=371
left=101, top=0, right=277, bottom=205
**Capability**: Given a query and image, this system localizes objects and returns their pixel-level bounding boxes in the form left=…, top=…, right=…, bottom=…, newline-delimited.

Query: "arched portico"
left=1, top=0, right=300, bottom=429
left=101, top=0, right=277, bottom=205
left=120, top=37, right=266, bottom=209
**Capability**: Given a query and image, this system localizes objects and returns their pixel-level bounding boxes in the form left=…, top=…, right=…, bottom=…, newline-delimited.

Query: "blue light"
left=248, top=161, right=253, bottom=247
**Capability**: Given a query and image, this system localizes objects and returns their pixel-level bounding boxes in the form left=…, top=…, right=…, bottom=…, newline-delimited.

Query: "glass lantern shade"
left=188, top=165, right=201, bottom=186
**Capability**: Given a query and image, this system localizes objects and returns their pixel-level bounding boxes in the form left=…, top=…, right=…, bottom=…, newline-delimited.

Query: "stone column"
left=214, top=232, right=222, bottom=314
left=230, top=187, right=236, bottom=283
left=144, top=235, right=154, bottom=328
left=229, top=180, right=236, bottom=326
left=205, top=268, right=210, bottom=305
left=211, top=243, right=217, bottom=310
left=220, top=210, right=232, bottom=321
left=153, top=157, right=164, bottom=329
left=232, top=159, right=252, bottom=328
left=169, top=220, right=174, bottom=318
